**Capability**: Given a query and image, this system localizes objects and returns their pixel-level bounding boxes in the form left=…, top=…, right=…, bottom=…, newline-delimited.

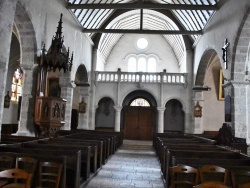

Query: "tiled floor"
left=83, top=140, right=165, bottom=188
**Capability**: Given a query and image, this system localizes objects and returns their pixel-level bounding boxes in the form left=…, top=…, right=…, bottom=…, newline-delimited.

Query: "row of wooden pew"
left=153, top=132, right=250, bottom=187
left=0, top=155, right=63, bottom=188
left=0, top=129, right=124, bottom=188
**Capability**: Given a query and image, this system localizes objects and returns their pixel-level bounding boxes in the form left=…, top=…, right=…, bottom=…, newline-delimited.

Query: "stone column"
left=185, top=49, right=194, bottom=133
left=114, top=106, right=122, bottom=132
left=78, top=87, right=90, bottom=130
left=16, top=65, right=37, bottom=136
left=60, top=75, right=74, bottom=130
left=229, top=81, right=248, bottom=139
left=157, top=107, right=165, bottom=133
left=88, top=48, right=98, bottom=130
left=0, top=0, right=18, bottom=135
left=193, top=91, right=203, bottom=134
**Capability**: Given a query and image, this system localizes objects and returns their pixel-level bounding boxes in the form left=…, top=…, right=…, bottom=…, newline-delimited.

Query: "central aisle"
left=83, top=140, right=165, bottom=188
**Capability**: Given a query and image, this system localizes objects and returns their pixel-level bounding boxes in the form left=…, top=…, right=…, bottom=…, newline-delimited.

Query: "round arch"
left=95, top=97, right=115, bottom=130
left=10, top=1, right=38, bottom=136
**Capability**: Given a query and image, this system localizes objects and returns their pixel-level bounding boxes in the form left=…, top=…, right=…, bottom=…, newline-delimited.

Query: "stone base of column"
left=13, top=130, right=35, bottom=137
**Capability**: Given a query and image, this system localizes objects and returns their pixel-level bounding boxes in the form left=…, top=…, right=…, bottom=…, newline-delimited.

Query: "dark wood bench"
left=21, top=142, right=93, bottom=179
left=64, top=134, right=111, bottom=163
left=0, top=146, right=80, bottom=188
left=48, top=138, right=104, bottom=169
left=35, top=139, right=98, bottom=173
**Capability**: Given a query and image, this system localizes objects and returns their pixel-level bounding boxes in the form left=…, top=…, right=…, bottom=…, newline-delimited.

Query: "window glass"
left=11, top=68, right=23, bottom=102
left=148, top=57, right=156, bottom=72
left=128, top=57, right=136, bottom=72
left=130, top=98, right=150, bottom=106
left=138, top=57, right=146, bottom=72
left=136, top=38, right=148, bottom=50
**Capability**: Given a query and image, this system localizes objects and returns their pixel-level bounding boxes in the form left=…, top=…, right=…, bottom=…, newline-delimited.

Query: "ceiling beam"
left=82, top=29, right=203, bottom=35
left=68, top=3, right=219, bottom=10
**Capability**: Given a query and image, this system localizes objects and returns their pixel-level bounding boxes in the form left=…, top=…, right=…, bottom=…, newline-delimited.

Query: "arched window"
left=128, top=57, right=136, bottom=72
left=11, top=68, right=23, bottom=102
left=126, top=38, right=159, bottom=72
left=138, top=57, right=147, bottom=72
left=148, top=57, right=156, bottom=72
left=130, top=98, right=150, bottom=107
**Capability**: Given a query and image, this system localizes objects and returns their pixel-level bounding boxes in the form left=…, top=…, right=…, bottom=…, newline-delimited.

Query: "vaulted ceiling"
left=67, top=0, right=223, bottom=62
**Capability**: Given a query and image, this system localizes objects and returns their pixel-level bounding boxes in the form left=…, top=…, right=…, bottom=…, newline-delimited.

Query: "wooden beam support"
left=68, top=3, right=219, bottom=10
left=82, top=29, right=203, bottom=35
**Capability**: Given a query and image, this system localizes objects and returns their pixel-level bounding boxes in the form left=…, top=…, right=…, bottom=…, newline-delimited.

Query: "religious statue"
left=4, top=91, right=11, bottom=108
left=222, top=39, right=230, bottom=69
left=79, top=98, right=86, bottom=113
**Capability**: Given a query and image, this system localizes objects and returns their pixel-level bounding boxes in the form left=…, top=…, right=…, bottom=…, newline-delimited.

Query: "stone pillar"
left=89, top=48, right=98, bottom=130
left=185, top=49, right=194, bottom=133
left=16, top=65, right=37, bottom=136
left=157, top=107, right=165, bottom=133
left=78, top=87, right=90, bottom=130
left=229, top=81, right=248, bottom=139
left=0, top=0, right=18, bottom=135
left=114, top=106, right=122, bottom=132
left=60, top=75, right=74, bottom=130
left=193, top=92, right=203, bottom=134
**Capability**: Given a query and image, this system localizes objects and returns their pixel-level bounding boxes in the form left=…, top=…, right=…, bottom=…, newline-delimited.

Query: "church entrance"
left=123, top=106, right=155, bottom=140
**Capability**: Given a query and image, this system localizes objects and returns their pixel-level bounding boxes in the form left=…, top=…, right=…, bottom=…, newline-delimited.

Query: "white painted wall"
left=194, top=0, right=250, bottom=80
left=105, top=34, right=180, bottom=73
left=202, top=56, right=225, bottom=131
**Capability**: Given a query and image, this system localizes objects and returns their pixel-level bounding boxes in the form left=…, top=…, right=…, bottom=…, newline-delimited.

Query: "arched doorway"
left=95, top=97, right=115, bottom=131
left=164, top=99, right=184, bottom=133
left=122, top=90, right=157, bottom=140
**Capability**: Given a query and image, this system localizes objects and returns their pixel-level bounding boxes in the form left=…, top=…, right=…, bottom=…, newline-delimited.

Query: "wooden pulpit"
left=35, top=97, right=66, bottom=137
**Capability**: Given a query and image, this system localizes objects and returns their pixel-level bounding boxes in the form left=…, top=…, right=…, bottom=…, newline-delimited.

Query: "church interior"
left=1, top=0, right=250, bottom=187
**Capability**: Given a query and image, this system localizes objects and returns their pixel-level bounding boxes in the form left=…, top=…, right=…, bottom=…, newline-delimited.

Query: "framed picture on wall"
left=219, top=69, right=224, bottom=101
left=47, top=78, right=61, bottom=98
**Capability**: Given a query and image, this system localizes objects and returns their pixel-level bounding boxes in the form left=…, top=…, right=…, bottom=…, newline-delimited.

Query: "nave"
left=84, top=140, right=165, bottom=188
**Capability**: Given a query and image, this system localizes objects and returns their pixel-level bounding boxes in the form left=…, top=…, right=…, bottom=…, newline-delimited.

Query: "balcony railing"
left=95, top=70, right=188, bottom=85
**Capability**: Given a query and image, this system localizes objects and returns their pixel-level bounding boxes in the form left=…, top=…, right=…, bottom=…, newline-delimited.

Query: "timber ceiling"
left=67, top=0, right=222, bottom=62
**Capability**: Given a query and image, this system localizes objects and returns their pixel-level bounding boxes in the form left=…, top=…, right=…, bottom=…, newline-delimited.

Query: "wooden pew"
left=0, top=147, right=80, bottom=188
left=64, top=134, right=111, bottom=163
left=22, top=142, right=93, bottom=179
left=48, top=138, right=103, bottom=169
left=35, top=139, right=98, bottom=173
left=164, top=149, right=246, bottom=185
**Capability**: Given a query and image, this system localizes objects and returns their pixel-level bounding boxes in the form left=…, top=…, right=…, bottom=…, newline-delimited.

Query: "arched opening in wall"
left=196, top=50, right=225, bottom=133
left=164, top=99, right=184, bottom=133
left=95, top=97, right=115, bottom=131
left=121, top=90, right=157, bottom=140
left=2, top=32, right=21, bottom=135
left=72, top=64, right=89, bottom=130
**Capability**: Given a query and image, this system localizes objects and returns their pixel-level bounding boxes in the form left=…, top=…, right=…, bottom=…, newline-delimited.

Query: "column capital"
left=157, top=107, right=165, bottom=111
left=77, top=87, right=90, bottom=96
left=21, top=64, right=38, bottom=71
left=224, top=80, right=250, bottom=88
left=114, top=106, right=122, bottom=111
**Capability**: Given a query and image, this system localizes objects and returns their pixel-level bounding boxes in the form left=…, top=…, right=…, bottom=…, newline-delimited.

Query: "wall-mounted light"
left=192, top=86, right=211, bottom=91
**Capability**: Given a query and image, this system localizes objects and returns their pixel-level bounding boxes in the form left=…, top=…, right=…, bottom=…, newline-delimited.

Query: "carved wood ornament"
left=194, top=101, right=202, bottom=118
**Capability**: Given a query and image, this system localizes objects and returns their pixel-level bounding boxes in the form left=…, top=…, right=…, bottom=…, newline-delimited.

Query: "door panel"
left=123, top=107, right=154, bottom=140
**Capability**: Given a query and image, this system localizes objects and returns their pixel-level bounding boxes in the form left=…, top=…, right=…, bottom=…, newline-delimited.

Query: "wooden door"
left=123, top=106, right=154, bottom=140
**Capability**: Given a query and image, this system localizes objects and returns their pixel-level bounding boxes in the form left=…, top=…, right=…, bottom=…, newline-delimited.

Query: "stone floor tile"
left=83, top=140, right=165, bottom=188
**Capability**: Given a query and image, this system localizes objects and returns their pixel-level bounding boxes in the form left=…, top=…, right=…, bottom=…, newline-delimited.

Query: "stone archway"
left=13, top=2, right=37, bottom=136
left=95, top=97, right=115, bottom=131
left=195, top=49, right=224, bottom=134
left=164, top=99, right=184, bottom=133
left=230, top=10, right=250, bottom=140
left=74, top=64, right=90, bottom=130
left=121, top=90, right=157, bottom=140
